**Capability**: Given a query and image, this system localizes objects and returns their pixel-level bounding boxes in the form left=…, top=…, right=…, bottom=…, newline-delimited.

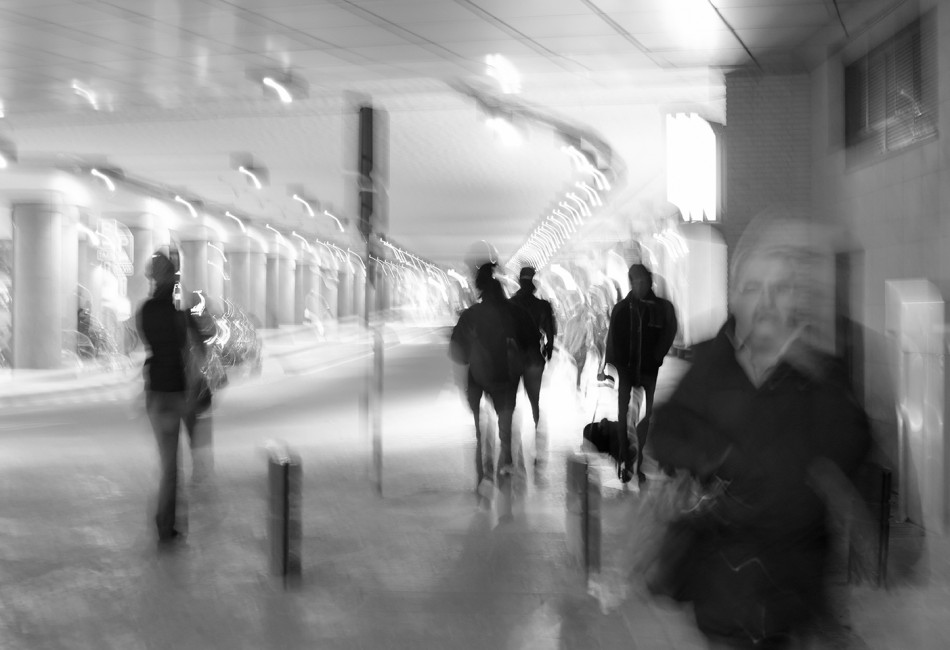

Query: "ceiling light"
left=0, top=153, right=7, bottom=169
left=0, top=100, right=5, bottom=118
left=485, top=54, right=521, bottom=94
left=174, top=195, right=197, bottom=218
left=71, top=81, right=99, bottom=110
left=238, top=165, right=263, bottom=190
left=565, top=193, right=592, bottom=217
left=263, top=77, right=293, bottom=104
left=90, top=168, right=115, bottom=191
left=324, top=209, right=344, bottom=232
left=485, top=115, right=522, bottom=147
left=291, top=231, right=312, bottom=251
left=224, top=211, right=247, bottom=233
left=292, top=194, right=315, bottom=217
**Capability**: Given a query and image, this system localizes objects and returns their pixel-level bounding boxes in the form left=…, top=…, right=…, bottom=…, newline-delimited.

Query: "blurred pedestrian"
left=604, top=263, right=677, bottom=483
left=183, top=292, right=219, bottom=487
left=136, top=251, right=189, bottom=546
left=450, top=262, right=535, bottom=493
left=648, top=212, right=871, bottom=648
left=509, top=266, right=556, bottom=471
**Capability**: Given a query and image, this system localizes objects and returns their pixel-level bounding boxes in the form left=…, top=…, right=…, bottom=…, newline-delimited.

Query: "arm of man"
left=604, top=302, right=622, bottom=369
left=448, top=310, right=471, bottom=366
left=543, top=301, right=557, bottom=360
left=654, top=300, right=678, bottom=364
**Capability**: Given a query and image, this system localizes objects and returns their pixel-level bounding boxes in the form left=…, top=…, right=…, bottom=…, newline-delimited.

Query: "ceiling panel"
left=397, top=20, right=513, bottom=42
left=349, top=1, right=480, bottom=24
left=247, top=5, right=374, bottom=30
left=465, top=0, right=590, bottom=19
left=293, top=24, right=418, bottom=49
left=531, top=34, right=646, bottom=55
left=502, top=13, right=621, bottom=38
left=633, top=29, right=741, bottom=52
left=737, top=26, right=823, bottom=49
left=716, top=3, right=830, bottom=28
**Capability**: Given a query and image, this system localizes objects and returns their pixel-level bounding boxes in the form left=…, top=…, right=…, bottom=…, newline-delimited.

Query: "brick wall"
left=721, top=71, right=813, bottom=258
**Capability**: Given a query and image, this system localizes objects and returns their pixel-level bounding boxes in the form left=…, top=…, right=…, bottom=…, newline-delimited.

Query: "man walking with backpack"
left=604, top=263, right=677, bottom=483
left=509, top=266, right=556, bottom=472
left=450, top=263, right=536, bottom=492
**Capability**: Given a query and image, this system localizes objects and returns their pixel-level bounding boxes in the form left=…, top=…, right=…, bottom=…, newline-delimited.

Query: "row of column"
left=9, top=199, right=397, bottom=369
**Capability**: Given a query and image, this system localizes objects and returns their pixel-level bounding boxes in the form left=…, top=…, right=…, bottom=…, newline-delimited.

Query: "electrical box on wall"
left=885, top=279, right=946, bottom=533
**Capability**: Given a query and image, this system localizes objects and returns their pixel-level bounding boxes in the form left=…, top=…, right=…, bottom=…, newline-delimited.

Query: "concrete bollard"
left=267, top=441, right=302, bottom=587
left=566, top=453, right=600, bottom=578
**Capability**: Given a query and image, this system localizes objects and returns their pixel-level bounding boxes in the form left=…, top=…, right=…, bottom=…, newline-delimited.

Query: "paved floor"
left=1, top=339, right=948, bottom=649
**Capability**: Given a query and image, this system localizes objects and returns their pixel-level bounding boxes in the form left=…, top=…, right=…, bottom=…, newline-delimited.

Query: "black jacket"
left=650, top=319, right=870, bottom=641
left=604, top=289, right=677, bottom=381
left=449, top=290, right=536, bottom=389
left=510, top=289, right=556, bottom=363
left=136, top=284, right=187, bottom=392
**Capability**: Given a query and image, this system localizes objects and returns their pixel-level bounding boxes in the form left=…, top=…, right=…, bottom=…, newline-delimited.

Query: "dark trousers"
left=146, top=391, right=187, bottom=540
left=466, top=375, right=517, bottom=483
left=617, top=371, right=658, bottom=474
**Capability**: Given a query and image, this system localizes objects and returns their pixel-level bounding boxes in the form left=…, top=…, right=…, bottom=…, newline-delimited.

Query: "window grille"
left=844, top=11, right=937, bottom=164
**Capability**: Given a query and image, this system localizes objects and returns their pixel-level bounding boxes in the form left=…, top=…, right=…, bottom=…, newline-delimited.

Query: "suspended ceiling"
left=0, top=0, right=864, bottom=267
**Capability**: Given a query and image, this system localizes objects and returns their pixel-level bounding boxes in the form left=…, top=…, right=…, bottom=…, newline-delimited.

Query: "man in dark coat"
left=509, top=266, right=556, bottom=470
left=450, top=263, right=536, bottom=488
left=649, top=218, right=871, bottom=648
left=604, top=263, right=677, bottom=483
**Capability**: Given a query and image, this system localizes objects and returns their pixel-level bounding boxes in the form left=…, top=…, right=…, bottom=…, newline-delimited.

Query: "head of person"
left=146, top=251, right=177, bottom=293
left=729, top=207, right=823, bottom=354
left=628, top=263, right=652, bottom=300
left=519, top=266, right=536, bottom=293
left=474, top=262, right=504, bottom=300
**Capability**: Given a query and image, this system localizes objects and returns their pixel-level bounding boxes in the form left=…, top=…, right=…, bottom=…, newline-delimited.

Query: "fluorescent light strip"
left=238, top=166, right=262, bottom=190
left=174, top=195, right=197, bottom=218
left=263, top=77, right=293, bottom=104
left=292, top=194, right=315, bottom=217
left=224, top=211, right=246, bottom=233
left=324, top=210, right=344, bottom=232
left=90, top=168, right=115, bottom=192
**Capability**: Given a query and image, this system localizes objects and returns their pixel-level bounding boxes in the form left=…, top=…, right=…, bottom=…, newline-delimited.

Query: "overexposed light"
left=447, top=269, right=469, bottom=289
left=546, top=216, right=569, bottom=239
left=576, top=181, right=603, bottom=207
left=190, top=290, right=206, bottom=316
left=557, top=204, right=581, bottom=225
left=78, top=223, right=100, bottom=247
left=0, top=153, right=7, bottom=169
left=0, top=100, right=5, bottom=118
left=238, top=166, right=262, bottom=190
left=666, top=112, right=717, bottom=222
left=71, top=81, right=99, bottom=110
left=174, top=195, right=197, bottom=218
left=263, top=77, right=293, bottom=103
left=566, top=192, right=592, bottom=217
left=485, top=116, right=522, bottom=147
left=664, top=0, right=723, bottom=50
left=224, top=211, right=247, bottom=232
left=324, top=209, right=344, bottom=232
left=292, top=194, right=315, bottom=217
left=90, top=168, right=115, bottom=192
left=207, top=242, right=226, bottom=260
left=485, top=54, right=521, bottom=94
left=549, top=264, right=579, bottom=292
left=291, top=231, right=312, bottom=251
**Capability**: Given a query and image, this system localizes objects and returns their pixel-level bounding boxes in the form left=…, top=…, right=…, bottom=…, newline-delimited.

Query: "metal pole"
left=267, top=440, right=301, bottom=588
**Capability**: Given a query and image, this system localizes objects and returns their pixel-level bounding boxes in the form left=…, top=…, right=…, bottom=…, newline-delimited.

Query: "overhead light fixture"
left=292, top=193, right=315, bottom=217
left=71, top=81, right=99, bottom=110
left=0, top=153, right=7, bottom=169
left=565, top=193, right=592, bottom=217
left=174, top=195, right=197, bottom=218
left=324, top=209, right=344, bottom=232
left=90, top=168, right=115, bottom=192
left=224, top=211, right=247, bottom=233
left=576, top=181, right=603, bottom=207
left=207, top=242, right=226, bottom=260
left=263, top=77, right=293, bottom=104
left=485, top=114, right=522, bottom=147
left=485, top=54, right=521, bottom=94
left=291, top=231, right=312, bottom=251
left=238, top=165, right=263, bottom=190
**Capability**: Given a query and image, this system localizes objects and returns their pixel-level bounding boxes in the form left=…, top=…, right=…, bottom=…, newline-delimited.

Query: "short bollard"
left=566, top=453, right=600, bottom=578
left=267, top=442, right=302, bottom=588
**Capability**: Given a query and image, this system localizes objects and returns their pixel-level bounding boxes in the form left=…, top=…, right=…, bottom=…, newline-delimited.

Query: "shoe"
left=498, top=464, right=515, bottom=477
left=477, top=478, right=495, bottom=500
left=157, top=529, right=183, bottom=550
left=637, top=471, right=647, bottom=484
left=620, top=468, right=634, bottom=484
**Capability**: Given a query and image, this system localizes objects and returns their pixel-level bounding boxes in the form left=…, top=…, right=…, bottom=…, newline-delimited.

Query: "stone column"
left=61, top=206, right=79, bottom=334
left=226, top=239, right=251, bottom=315
left=278, top=253, right=295, bottom=326
left=12, top=199, right=67, bottom=368
left=127, top=224, right=153, bottom=311
left=265, top=253, right=279, bottom=328
left=248, top=250, right=266, bottom=327
left=295, top=261, right=312, bottom=325
left=206, top=241, right=226, bottom=310
left=337, top=265, right=351, bottom=319
left=179, top=238, right=209, bottom=308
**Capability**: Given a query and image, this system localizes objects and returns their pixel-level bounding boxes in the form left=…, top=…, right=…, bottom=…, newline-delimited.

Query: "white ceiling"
left=0, top=0, right=857, bottom=267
